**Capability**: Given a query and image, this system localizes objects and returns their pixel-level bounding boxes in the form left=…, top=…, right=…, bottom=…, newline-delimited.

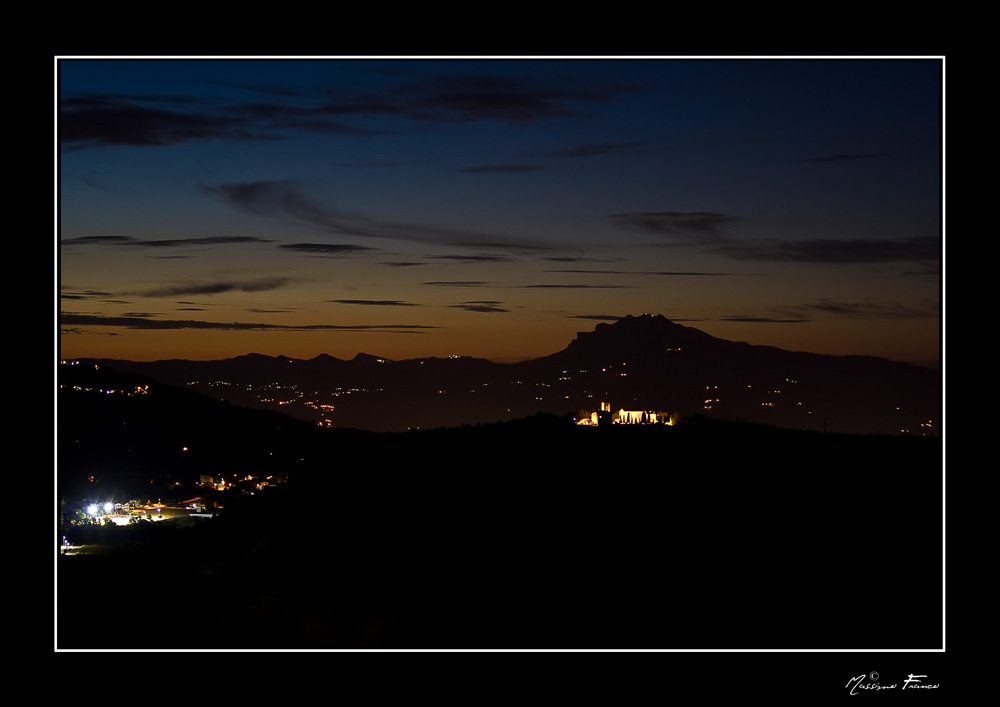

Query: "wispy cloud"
left=60, top=312, right=438, bottom=332
left=610, top=210, right=939, bottom=264
left=450, top=301, right=509, bottom=313
left=520, top=283, right=634, bottom=289
left=204, top=180, right=552, bottom=253
left=541, top=256, right=625, bottom=264
left=461, top=142, right=642, bottom=175
left=422, top=281, right=634, bottom=289
left=61, top=235, right=272, bottom=249
left=59, top=94, right=247, bottom=149
left=717, top=315, right=810, bottom=323
left=329, top=299, right=420, bottom=307
left=59, top=91, right=388, bottom=150
left=393, top=72, right=630, bottom=124
left=60, top=69, right=634, bottom=150
left=784, top=298, right=938, bottom=319
left=423, top=281, right=498, bottom=288
left=60, top=289, right=116, bottom=301
left=710, top=237, right=939, bottom=264
left=429, top=254, right=517, bottom=263
left=611, top=211, right=739, bottom=240
left=461, top=142, right=642, bottom=176
left=452, top=242, right=553, bottom=254
left=278, top=243, right=380, bottom=256
left=546, top=269, right=733, bottom=276
left=330, top=297, right=511, bottom=312
left=572, top=314, right=624, bottom=321
left=125, top=277, right=294, bottom=298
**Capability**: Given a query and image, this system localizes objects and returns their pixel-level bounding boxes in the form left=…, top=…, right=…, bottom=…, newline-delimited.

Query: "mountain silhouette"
left=542, top=313, right=721, bottom=361
left=73, top=314, right=940, bottom=435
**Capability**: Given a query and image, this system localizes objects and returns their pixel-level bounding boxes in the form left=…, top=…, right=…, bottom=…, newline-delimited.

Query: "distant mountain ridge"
left=73, top=314, right=941, bottom=435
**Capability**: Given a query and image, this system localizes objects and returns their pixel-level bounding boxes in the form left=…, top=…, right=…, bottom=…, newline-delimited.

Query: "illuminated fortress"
left=576, top=401, right=677, bottom=427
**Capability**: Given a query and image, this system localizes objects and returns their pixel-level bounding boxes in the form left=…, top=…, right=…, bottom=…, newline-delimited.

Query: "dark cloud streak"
left=62, top=235, right=272, bottom=249
left=787, top=298, right=937, bottom=319
left=59, top=94, right=242, bottom=148
left=718, top=316, right=810, bottom=323
left=278, top=243, right=380, bottom=255
left=60, top=69, right=635, bottom=150
left=611, top=211, right=739, bottom=240
left=450, top=301, right=509, bottom=313
left=422, top=281, right=634, bottom=289
left=610, top=211, right=939, bottom=264
left=520, top=283, right=633, bottom=289
left=126, top=277, right=294, bottom=298
left=430, top=254, right=516, bottom=263
left=395, top=72, right=630, bottom=123
left=60, top=312, right=438, bottom=332
left=547, top=269, right=733, bottom=276
left=422, top=281, right=497, bottom=288
left=330, top=299, right=420, bottom=307
left=712, top=237, right=939, bottom=264
left=59, top=91, right=389, bottom=149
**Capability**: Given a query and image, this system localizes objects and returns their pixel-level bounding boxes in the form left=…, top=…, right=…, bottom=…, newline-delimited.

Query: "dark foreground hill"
left=57, top=359, right=346, bottom=500
left=76, top=314, right=941, bottom=435
left=57, top=363, right=942, bottom=649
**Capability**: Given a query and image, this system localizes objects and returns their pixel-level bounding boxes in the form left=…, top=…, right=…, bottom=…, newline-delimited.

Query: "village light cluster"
left=85, top=502, right=115, bottom=515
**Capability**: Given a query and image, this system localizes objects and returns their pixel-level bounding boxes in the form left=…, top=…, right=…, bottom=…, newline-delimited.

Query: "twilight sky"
left=57, top=57, right=943, bottom=367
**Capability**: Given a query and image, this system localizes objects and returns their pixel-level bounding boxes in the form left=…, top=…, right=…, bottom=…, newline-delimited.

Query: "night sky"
left=58, top=57, right=943, bottom=367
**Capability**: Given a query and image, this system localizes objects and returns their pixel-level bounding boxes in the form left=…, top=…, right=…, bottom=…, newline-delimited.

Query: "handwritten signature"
left=846, top=672, right=940, bottom=695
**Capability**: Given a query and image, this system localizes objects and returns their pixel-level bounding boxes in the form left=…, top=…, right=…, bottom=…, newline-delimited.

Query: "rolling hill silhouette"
left=56, top=352, right=943, bottom=649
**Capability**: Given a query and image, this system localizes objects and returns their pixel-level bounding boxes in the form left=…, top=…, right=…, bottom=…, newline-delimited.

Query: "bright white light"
left=86, top=504, right=98, bottom=515
left=103, top=502, right=113, bottom=513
